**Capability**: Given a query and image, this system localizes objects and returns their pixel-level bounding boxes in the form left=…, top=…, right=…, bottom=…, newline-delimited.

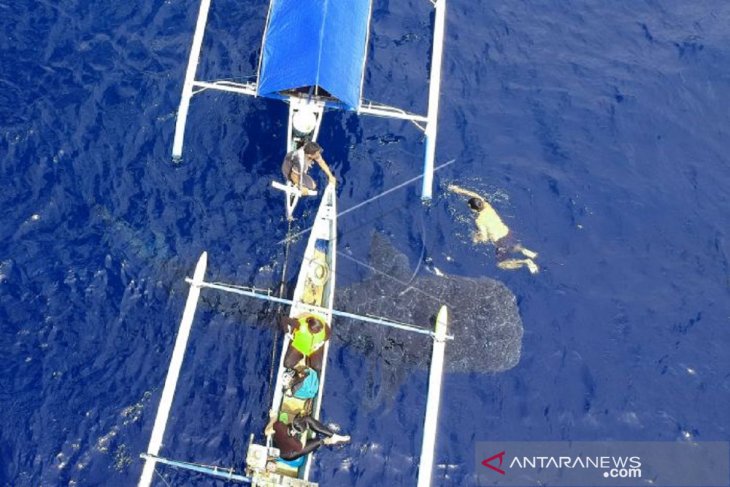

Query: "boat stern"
left=246, top=442, right=319, bottom=487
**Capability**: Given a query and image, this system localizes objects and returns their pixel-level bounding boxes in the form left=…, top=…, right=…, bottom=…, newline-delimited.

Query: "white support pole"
left=188, top=279, right=453, bottom=340
left=417, top=306, right=448, bottom=487
left=421, top=0, right=447, bottom=200
left=171, top=0, right=213, bottom=160
left=139, top=252, right=208, bottom=487
left=357, top=105, right=429, bottom=124
left=192, top=80, right=258, bottom=97
left=139, top=454, right=251, bottom=484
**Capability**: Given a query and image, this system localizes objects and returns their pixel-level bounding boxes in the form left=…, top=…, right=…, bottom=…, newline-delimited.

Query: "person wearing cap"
left=264, top=410, right=350, bottom=462
left=281, top=314, right=331, bottom=372
left=281, top=141, right=336, bottom=196
left=448, top=184, right=539, bottom=274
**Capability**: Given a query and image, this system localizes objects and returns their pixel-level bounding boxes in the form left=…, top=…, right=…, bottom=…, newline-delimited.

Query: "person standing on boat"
left=281, top=141, right=336, bottom=195
left=281, top=314, right=331, bottom=372
left=265, top=411, right=350, bottom=462
left=448, top=184, right=539, bottom=274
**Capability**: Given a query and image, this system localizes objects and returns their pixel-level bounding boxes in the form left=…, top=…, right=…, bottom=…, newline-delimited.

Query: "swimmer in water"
left=448, top=184, right=539, bottom=274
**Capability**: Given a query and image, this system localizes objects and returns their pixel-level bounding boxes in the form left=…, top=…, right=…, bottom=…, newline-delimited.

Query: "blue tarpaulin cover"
left=257, top=0, right=372, bottom=109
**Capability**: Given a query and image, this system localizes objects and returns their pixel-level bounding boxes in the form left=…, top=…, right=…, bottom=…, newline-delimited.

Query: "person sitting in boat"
left=281, top=314, right=331, bottom=372
left=281, top=366, right=319, bottom=399
left=265, top=410, right=350, bottom=462
left=448, top=184, right=539, bottom=274
left=281, top=141, right=336, bottom=196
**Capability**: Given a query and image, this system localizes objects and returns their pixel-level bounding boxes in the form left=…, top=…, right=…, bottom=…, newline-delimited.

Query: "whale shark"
left=334, top=233, right=524, bottom=374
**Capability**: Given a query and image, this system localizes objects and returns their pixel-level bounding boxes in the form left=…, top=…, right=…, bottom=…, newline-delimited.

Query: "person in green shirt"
left=281, top=314, right=331, bottom=372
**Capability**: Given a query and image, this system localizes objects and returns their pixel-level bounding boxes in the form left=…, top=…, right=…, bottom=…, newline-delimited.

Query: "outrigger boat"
left=171, top=0, right=447, bottom=218
left=252, top=182, right=337, bottom=484
left=138, top=185, right=452, bottom=486
left=140, top=0, right=452, bottom=483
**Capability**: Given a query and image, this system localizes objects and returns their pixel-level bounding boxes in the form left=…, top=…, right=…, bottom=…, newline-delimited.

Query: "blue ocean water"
left=2, top=0, right=729, bottom=485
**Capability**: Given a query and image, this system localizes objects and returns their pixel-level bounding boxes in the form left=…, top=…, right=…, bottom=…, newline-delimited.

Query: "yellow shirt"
left=475, top=203, right=510, bottom=243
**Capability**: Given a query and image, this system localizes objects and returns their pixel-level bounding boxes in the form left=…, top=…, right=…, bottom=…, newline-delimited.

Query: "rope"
left=402, top=209, right=428, bottom=292
left=277, top=158, right=456, bottom=245
left=154, top=467, right=173, bottom=487
left=266, top=218, right=293, bottom=401
left=278, top=219, right=293, bottom=299
left=337, top=252, right=447, bottom=306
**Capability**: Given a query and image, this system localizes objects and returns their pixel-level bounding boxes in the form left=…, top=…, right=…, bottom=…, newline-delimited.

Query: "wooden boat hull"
left=249, top=183, right=337, bottom=485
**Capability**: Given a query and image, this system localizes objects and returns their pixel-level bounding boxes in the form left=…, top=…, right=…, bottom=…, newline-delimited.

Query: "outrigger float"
left=138, top=184, right=452, bottom=486
left=171, top=0, right=447, bottom=218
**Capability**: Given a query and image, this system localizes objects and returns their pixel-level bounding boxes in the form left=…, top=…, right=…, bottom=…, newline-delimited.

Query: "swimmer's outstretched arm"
left=447, top=184, right=483, bottom=200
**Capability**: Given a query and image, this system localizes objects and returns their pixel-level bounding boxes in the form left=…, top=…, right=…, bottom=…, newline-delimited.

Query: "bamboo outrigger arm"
left=189, top=279, right=454, bottom=341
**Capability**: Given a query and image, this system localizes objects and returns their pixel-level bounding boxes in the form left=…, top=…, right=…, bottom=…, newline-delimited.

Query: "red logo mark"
left=482, top=451, right=506, bottom=475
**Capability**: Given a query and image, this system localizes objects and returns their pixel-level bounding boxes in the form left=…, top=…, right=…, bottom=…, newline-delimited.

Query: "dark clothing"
left=281, top=150, right=316, bottom=190
left=284, top=345, right=325, bottom=372
left=272, top=416, right=336, bottom=461
left=494, top=235, right=517, bottom=262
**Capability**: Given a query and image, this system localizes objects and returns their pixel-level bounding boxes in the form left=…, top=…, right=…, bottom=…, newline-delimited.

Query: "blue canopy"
left=257, top=0, right=372, bottom=110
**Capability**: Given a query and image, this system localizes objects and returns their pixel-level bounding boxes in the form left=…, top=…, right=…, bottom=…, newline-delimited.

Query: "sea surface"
left=2, top=0, right=729, bottom=486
